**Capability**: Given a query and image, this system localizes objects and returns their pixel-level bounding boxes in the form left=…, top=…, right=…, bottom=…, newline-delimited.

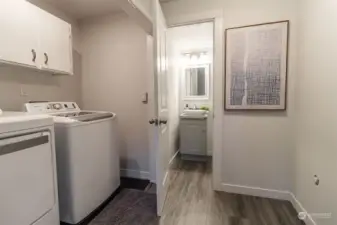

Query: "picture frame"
left=224, top=20, right=289, bottom=110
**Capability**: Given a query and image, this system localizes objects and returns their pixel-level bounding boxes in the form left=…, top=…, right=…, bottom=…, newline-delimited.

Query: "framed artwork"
left=225, top=20, right=289, bottom=110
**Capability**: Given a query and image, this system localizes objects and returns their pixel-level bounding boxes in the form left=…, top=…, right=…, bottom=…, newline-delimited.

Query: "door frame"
left=165, top=10, right=224, bottom=191
left=146, top=34, right=157, bottom=183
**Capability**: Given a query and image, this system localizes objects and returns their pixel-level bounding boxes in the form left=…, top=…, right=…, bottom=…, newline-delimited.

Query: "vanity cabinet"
left=180, top=118, right=207, bottom=155
left=0, top=1, right=73, bottom=75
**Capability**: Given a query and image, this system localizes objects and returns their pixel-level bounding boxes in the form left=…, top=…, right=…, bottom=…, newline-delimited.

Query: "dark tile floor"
left=120, top=177, right=150, bottom=190
left=61, top=177, right=150, bottom=225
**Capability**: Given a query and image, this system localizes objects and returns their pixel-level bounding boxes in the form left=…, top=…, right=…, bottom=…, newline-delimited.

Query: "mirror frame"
left=183, top=64, right=210, bottom=100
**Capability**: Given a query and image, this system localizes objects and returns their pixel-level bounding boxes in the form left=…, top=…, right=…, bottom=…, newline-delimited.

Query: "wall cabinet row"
left=0, top=1, right=73, bottom=75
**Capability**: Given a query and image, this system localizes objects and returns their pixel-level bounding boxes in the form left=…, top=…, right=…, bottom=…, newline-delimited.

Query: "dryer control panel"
left=24, top=102, right=80, bottom=114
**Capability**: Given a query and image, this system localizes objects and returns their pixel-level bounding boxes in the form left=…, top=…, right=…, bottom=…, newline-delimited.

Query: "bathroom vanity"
left=180, top=110, right=208, bottom=156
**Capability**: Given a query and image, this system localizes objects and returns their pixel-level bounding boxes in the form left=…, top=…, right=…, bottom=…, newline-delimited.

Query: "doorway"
left=148, top=17, right=219, bottom=216
left=167, top=22, right=214, bottom=159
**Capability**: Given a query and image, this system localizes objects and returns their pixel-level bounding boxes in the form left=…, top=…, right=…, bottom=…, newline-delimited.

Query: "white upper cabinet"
left=39, top=10, right=73, bottom=74
left=0, top=1, right=39, bottom=68
left=0, top=1, right=73, bottom=75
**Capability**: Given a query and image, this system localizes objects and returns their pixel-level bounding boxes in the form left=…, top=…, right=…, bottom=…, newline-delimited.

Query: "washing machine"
left=24, top=102, right=120, bottom=224
left=0, top=110, right=59, bottom=225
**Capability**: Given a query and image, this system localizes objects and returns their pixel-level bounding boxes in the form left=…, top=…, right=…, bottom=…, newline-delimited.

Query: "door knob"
left=149, top=119, right=158, bottom=125
left=159, top=120, right=167, bottom=125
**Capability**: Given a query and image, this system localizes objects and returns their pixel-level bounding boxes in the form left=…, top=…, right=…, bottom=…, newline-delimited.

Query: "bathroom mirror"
left=184, top=64, right=209, bottom=99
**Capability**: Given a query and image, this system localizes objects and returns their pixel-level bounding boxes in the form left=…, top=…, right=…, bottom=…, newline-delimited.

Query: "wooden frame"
left=224, top=20, right=289, bottom=111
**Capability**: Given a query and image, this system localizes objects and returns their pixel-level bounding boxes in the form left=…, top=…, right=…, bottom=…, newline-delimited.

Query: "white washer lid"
left=0, top=112, right=53, bottom=135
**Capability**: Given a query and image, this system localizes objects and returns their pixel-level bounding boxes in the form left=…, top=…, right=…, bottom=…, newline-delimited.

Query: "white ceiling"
left=169, top=22, right=214, bottom=52
left=44, top=0, right=122, bottom=20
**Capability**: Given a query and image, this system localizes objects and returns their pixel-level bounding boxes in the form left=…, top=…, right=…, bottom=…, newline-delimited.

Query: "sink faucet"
left=193, top=104, right=197, bottom=110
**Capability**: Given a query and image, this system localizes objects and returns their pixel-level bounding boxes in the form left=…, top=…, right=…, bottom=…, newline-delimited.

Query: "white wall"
left=167, top=22, right=214, bottom=154
left=0, top=52, right=82, bottom=110
left=162, top=0, right=297, bottom=192
left=295, top=0, right=337, bottom=224
left=0, top=0, right=82, bottom=111
left=80, top=13, right=150, bottom=177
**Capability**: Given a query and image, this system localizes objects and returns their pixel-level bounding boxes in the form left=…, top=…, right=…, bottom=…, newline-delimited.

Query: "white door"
left=152, top=0, right=170, bottom=216
left=0, top=0, right=39, bottom=68
left=38, top=10, right=73, bottom=74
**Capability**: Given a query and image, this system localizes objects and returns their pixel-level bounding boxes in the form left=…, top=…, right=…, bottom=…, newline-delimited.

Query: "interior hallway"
left=161, top=155, right=305, bottom=225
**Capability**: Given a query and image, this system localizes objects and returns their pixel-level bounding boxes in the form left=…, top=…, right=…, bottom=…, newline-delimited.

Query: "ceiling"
left=44, top=0, right=122, bottom=20
left=170, top=22, right=214, bottom=52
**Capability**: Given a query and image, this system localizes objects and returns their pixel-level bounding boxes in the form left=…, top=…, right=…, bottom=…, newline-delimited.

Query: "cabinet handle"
left=31, top=49, right=36, bottom=62
left=44, top=53, right=49, bottom=65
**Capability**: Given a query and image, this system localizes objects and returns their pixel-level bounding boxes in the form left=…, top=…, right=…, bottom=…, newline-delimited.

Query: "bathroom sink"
left=180, top=109, right=208, bottom=119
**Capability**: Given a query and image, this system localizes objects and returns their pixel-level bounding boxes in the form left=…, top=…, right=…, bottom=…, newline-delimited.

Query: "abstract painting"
left=225, top=21, right=289, bottom=110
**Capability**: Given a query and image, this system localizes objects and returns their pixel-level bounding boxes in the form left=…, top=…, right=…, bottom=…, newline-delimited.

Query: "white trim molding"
left=289, top=193, right=317, bottom=225
left=120, top=169, right=150, bottom=180
left=221, top=183, right=291, bottom=200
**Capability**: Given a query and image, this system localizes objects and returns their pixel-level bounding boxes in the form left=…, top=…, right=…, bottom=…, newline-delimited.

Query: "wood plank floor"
left=160, top=156, right=305, bottom=225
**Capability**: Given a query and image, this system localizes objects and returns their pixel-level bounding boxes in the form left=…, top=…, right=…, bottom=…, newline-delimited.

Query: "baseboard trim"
left=221, top=183, right=290, bottom=200
left=288, top=193, right=317, bottom=225
left=220, top=183, right=316, bottom=225
left=120, top=169, right=150, bottom=180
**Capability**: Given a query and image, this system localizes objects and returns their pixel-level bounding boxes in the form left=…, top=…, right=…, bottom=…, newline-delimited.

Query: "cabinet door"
left=0, top=1, right=39, bottom=68
left=180, top=120, right=207, bottom=155
left=39, top=10, right=73, bottom=74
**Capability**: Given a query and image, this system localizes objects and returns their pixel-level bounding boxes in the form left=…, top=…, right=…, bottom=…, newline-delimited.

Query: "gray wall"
left=0, top=52, right=82, bottom=111
left=80, top=13, right=150, bottom=177
left=295, top=0, right=337, bottom=224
